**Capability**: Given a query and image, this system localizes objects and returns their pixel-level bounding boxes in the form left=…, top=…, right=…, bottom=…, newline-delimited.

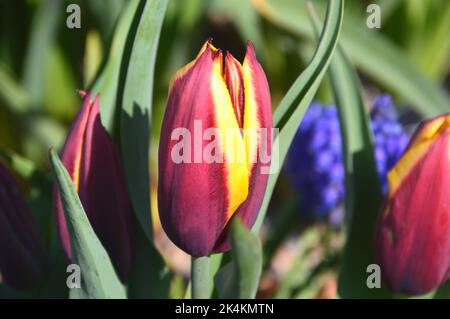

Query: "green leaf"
left=307, top=2, right=393, bottom=298
left=253, top=0, right=450, bottom=117
left=413, top=2, right=450, bottom=80
left=120, top=0, right=168, bottom=242
left=89, top=0, right=141, bottom=131
left=48, top=149, right=126, bottom=299
left=252, top=0, right=344, bottom=234
left=215, top=219, right=262, bottom=299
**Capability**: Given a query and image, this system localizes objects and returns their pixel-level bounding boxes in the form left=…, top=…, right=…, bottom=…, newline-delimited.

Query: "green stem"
left=191, top=256, right=210, bottom=299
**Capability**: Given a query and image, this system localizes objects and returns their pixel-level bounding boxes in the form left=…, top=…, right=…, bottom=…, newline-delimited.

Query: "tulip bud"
left=54, top=93, right=135, bottom=281
left=375, top=113, right=450, bottom=295
left=158, top=40, right=273, bottom=256
left=0, top=162, right=46, bottom=290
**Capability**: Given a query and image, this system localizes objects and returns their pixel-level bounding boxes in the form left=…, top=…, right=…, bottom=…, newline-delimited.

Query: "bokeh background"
left=0, top=0, right=449, bottom=298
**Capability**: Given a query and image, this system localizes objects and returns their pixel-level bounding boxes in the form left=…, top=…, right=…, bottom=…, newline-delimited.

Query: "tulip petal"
left=211, top=50, right=249, bottom=220
left=224, top=52, right=245, bottom=127
left=376, top=114, right=450, bottom=294
left=387, top=114, right=450, bottom=197
left=158, top=46, right=248, bottom=256
left=55, top=94, right=135, bottom=281
left=79, top=96, right=135, bottom=280
left=55, top=93, right=94, bottom=259
left=169, top=39, right=218, bottom=92
left=214, top=41, right=273, bottom=252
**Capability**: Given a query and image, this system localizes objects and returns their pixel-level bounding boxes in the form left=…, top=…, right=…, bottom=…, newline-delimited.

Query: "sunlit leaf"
left=252, top=0, right=344, bottom=233
left=215, top=219, right=262, bottom=299
left=120, top=0, right=168, bottom=241
left=252, top=0, right=450, bottom=117
left=49, top=149, right=126, bottom=299
left=307, top=2, right=393, bottom=298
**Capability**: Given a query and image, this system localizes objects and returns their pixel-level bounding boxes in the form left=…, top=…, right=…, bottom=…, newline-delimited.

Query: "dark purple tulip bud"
left=53, top=92, right=135, bottom=282
left=0, top=162, right=46, bottom=290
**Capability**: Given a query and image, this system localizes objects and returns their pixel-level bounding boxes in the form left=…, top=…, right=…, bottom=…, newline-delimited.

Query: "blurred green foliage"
left=1, top=0, right=449, bottom=168
left=0, top=0, right=449, bottom=299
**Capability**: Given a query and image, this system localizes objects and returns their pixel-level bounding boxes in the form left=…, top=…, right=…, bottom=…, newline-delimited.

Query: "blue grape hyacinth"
left=286, top=95, right=410, bottom=226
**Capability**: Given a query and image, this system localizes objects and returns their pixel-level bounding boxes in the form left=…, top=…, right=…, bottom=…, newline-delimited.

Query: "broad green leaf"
left=412, top=2, right=450, bottom=81
left=22, top=0, right=61, bottom=110
left=215, top=219, right=262, bottom=299
left=90, top=0, right=141, bottom=132
left=48, top=149, right=126, bottom=299
left=307, top=2, right=393, bottom=298
left=127, top=224, right=170, bottom=298
left=252, top=0, right=450, bottom=117
left=252, top=0, right=344, bottom=233
left=120, top=0, right=168, bottom=241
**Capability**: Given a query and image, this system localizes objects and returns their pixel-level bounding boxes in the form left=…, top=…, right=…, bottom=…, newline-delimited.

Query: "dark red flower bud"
left=54, top=93, right=135, bottom=281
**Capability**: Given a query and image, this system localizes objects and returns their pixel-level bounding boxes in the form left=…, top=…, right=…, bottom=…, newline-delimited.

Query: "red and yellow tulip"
left=54, top=92, right=135, bottom=281
left=158, top=40, right=273, bottom=256
left=375, top=114, right=450, bottom=295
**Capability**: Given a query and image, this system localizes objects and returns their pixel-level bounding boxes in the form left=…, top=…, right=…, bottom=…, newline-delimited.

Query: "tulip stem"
left=191, top=256, right=210, bottom=299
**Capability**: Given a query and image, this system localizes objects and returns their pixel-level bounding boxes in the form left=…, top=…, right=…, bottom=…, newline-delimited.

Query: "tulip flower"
left=158, top=39, right=273, bottom=257
left=0, top=162, right=46, bottom=290
left=54, top=92, right=134, bottom=281
left=375, top=113, right=450, bottom=295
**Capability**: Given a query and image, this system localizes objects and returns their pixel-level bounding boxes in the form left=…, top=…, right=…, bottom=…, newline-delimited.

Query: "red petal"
left=158, top=46, right=248, bottom=256
left=214, top=41, right=273, bottom=252
left=376, top=125, right=450, bottom=294
left=54, top=94, right=135, bottom=281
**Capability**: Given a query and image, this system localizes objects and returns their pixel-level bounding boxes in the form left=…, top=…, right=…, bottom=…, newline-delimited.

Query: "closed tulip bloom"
left=0, top=163, right=46, bottom=290
left=54, top=92, right=134, bottom=281
left=375, top=114, right=450, bottom=295
left=158, top=40, right=273, bottom=256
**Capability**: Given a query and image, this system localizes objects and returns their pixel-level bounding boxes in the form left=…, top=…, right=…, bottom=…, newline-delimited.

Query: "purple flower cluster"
left=371, top=95, right=410, bottom=193
left=286, top=95, right=410, bottom=225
